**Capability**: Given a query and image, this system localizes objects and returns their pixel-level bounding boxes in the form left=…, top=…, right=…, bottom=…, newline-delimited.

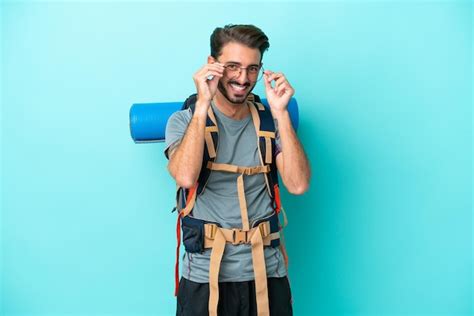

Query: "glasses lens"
left=225, top=64, right=263, bottom=82
left=255, top=67, right=264, bottom=82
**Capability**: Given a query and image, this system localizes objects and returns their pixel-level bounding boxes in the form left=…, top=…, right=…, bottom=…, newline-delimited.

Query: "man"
left=164, top=24, right=310, bottom=316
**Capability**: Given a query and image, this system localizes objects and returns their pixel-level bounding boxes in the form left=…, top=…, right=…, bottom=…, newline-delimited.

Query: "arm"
left=274, top=110, right=310, bottom=195
left=167, top=101, right=209, bottom=188
left=167, top=59, right=225, bottom=188
left=263, top=69, right=311, bottom=195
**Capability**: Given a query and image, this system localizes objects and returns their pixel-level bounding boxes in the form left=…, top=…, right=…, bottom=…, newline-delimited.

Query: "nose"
left=234, top=68, right=250, bottom=84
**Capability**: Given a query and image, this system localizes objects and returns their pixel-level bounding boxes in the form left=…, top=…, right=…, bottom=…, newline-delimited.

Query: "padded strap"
left=205, top=126, right=217, bottom=158
left=248, top=101, right=273, bottom=198
left=256, top=102, right=265, bottom=111
left=208, top=105, right=218, bottom=126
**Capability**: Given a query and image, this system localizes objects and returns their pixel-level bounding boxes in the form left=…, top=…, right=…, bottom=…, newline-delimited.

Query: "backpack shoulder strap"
left=178, top=93, right=219, bottom=199
left=248, top=99, right=281, bottom=213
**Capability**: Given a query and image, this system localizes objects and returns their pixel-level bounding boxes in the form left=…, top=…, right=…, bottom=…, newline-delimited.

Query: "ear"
left=207, top=55, right=216, bottom=64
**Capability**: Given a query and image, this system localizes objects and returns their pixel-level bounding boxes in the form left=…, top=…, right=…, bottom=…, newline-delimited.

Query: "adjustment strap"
left=265, top=137, right=272, bottom=164
left=237, top=174, right=250, bottom=231
left=208, top=229, right=226, bottom=316
left=179, top=183, right=198, bottom=218
left=251, top=228, right=270, bottom=316
left=174, top=212, right=182, bottom=296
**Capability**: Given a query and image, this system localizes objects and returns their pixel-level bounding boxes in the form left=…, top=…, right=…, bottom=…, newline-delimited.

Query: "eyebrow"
left=226, top=61, right=260, bottom=67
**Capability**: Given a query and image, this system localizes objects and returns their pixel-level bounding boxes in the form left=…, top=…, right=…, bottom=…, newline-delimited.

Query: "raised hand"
left=192, top=62, right=225, bottom=104
left=263, top=70, right=295, bottom=114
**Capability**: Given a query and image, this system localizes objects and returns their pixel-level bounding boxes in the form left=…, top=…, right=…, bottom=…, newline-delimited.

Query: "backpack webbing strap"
left=174, top=183, right=199, bottom=296
left=203, top=223, right=280, bottom=247
left=206, top=162, right=270, bottom=175
left=248, top=101, right=273, bottom=198
left=207, top=162, right=270, bottom=232
left=208, top=228, right=226, bottom=316
left=206, top=223, right=271, bottom=316
left=204, top=106, right=218, bottom=159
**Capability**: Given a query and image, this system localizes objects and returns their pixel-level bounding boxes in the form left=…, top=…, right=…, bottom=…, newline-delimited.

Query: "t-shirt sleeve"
left=164, top=108, right=193, bottom=160
left=273, top=118, right=282, bottom=157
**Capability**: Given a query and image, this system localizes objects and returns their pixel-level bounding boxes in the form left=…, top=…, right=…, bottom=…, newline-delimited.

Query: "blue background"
left=1, top=1, right=472, bottom=315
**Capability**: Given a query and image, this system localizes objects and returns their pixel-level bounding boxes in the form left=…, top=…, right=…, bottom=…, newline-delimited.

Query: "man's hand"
left=263, top=69, right=310, bottom=195
left=192, top=62, right=225, bottom=110
left=262, top=70, right=295, bottom=114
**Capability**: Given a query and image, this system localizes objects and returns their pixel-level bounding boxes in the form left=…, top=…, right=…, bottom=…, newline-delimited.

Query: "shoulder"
left=168, top=108, right=193, bottom=126
left=164, top=108, right=194, bottom=158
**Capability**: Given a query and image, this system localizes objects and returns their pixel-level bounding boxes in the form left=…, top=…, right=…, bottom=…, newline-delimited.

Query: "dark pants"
left=176, top=276, right=293, bottom=316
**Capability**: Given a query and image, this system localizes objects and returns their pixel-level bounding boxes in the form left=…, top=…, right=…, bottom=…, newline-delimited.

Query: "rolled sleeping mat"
left=129, top=97, right=299, bottom=143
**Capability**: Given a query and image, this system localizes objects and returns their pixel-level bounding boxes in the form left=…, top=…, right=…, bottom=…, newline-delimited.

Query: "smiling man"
left=165, top=24, right=310, bottom=316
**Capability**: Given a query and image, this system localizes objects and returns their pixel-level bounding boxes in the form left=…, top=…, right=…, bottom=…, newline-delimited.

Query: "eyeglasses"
left=217, top=60, right=265, bottom=82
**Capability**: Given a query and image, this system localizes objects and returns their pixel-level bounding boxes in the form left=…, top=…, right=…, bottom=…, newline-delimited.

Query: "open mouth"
left=229, top=82, right=248, bottom=94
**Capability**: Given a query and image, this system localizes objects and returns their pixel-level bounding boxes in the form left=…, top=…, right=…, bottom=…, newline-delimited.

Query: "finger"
left=197, top=70, right=223, bottom=83
left=203, top=65, right=224, bottom=77
left=263, top=72, right=272, bottom=90
left=208, top=63, right=225, bottom=70
left=273, top=76, right=287, bottom=92
left=265, top=73, right=284, bottom=90
left=197, top=63, right=224, bottom=77
left=264, top=69, right=273, bottom=77
left=266, top=72, right=283, bottom=83
left=210, top=61, right=225, bottom=67
left=275, top=82, right=290, bottom=97
left=204, top=70, right=223, bottom=79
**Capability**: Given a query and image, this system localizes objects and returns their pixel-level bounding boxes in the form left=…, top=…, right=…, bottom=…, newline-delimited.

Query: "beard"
left=217, top=78, right=256, bottom=105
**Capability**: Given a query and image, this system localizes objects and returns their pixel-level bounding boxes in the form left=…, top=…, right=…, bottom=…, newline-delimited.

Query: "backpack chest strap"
left=207, top=161, right=270, bottom=175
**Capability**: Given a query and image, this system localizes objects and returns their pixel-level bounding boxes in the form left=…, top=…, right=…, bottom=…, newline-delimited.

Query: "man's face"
left=212, top=42, right=261, bottom=105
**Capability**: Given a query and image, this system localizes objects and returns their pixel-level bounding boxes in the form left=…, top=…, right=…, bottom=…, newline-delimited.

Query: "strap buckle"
left=258, top=222, right=270, bottom=238
left=243, top=166, right=268, bottom=175
left=244, top=167, right=257, bottom=176
left=205, top=223, right=218, bottom=239
left=232, top=228, right=248, bottom=245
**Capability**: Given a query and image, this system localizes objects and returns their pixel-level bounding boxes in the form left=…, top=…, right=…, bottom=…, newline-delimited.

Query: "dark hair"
left=210, top=24, right=270, bottom=63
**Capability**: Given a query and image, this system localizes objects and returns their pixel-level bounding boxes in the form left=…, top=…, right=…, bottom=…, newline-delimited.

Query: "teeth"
left=231, top=83, right=246, bottom=91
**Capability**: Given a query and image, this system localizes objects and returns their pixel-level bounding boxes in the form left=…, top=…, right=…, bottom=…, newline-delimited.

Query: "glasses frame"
left=216, top=59, right=265, bottom=83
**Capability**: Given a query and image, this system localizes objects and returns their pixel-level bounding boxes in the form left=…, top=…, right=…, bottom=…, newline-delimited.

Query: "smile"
left=229, top=83, right=247, bottom=93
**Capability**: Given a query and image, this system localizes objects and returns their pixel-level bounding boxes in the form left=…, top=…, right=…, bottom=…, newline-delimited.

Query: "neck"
left=212, top=91, right=250, bottom=120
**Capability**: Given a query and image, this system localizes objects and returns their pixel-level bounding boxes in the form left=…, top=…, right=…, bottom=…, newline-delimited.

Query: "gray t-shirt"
left=164, top=100, right=287, bottom=283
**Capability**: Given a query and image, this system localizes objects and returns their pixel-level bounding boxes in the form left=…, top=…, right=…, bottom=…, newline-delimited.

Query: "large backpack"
left=172, top=92, right=288, bottom=316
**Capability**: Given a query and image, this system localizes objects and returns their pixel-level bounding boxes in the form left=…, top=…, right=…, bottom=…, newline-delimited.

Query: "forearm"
left=168, top=102, right=209, bottom=188
left=273, top=109, right=310, bottom=194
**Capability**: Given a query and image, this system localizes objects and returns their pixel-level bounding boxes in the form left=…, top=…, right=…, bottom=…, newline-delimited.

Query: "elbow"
left=168, top=163, right=197, bottom=189
left=288, top=182, right=309, bottom=195
left=175, top=174, right=198, bottom=189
